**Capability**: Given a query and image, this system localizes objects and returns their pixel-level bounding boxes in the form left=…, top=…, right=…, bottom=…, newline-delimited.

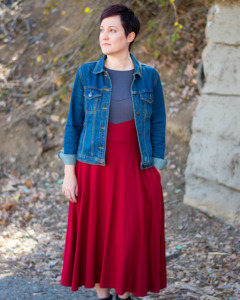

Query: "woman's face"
left=99, top=15, right=134, bottom=55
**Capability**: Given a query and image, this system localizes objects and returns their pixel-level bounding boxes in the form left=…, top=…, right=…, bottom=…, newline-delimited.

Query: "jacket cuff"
left=153, top=157, right=168, bottom=170
left=58, top=151, right=77, bottom=165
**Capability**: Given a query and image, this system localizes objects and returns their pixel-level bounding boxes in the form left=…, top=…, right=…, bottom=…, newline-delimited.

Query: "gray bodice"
left=105, top=67, right=134, bottom=124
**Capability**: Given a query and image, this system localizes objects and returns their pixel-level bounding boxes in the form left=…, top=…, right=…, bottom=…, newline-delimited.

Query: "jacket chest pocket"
left=84, top=88, right=102, bottom=113
left=140, top=91, right=154, bottom=117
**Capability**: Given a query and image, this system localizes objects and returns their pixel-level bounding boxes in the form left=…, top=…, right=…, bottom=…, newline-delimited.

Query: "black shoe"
left=116, top=295, right=131, bottom=300
left=98, top=294, right=113, bottom=300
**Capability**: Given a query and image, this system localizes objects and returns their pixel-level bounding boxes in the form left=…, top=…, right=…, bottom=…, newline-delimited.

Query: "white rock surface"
left=184, top=4, right=240, bottom=226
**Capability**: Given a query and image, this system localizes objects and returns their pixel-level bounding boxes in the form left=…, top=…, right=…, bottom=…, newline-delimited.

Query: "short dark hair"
left=100, top=4, right=140, bottom=52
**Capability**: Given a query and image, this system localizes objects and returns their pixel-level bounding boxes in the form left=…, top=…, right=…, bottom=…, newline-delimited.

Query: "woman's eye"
left=99, top=29, right=116, bottom=32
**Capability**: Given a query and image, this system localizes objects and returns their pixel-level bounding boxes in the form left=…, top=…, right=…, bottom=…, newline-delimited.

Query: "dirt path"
left=0, top=276, right=97, bottom=300
left=0, top=141, right=239, bottom=299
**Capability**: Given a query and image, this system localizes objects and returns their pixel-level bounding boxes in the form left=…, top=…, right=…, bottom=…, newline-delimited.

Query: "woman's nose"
left=101, top=30, right=109, bottom=39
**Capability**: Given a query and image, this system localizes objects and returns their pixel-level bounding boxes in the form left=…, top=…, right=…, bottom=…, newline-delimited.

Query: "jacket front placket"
left=99, top=69, right=112, bottom=165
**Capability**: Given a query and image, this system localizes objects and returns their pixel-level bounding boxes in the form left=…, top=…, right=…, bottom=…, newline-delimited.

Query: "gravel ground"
left=0, top=275, right=100, bottom=300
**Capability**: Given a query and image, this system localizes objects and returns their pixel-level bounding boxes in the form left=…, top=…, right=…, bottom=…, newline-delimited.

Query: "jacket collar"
left=93, top=52, right=142, bottom=78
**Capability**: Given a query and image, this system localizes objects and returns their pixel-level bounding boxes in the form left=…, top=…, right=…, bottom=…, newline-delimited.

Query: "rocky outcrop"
left=184, top=4, right=240, bottom=226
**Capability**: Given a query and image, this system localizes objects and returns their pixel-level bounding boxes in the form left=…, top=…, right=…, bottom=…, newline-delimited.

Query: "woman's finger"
left=65, top=190, right=70, bottom=200
left=67, top=190, right=74, bottom=202
left=70, top=189, right=77, bottom=203
left=75, top=184, right=78, bottom=197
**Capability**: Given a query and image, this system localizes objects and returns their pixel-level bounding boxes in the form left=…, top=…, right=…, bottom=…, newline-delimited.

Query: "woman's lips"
left=103, top=43, right=110, bottom=45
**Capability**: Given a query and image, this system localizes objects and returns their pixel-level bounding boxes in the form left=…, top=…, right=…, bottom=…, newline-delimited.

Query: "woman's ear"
left=128, top=32, right=135, bottom=43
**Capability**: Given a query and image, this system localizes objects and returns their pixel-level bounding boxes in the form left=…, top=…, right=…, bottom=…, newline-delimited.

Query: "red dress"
left=60, top=119, right=167, bottom=297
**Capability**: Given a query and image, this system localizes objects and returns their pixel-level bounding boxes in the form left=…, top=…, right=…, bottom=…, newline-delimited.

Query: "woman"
left=58, top=4, right=168, bottom=300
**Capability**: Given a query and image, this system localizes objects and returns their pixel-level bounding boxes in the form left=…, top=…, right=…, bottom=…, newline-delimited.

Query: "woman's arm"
left=151, top=70, right=168, bottom=170
left=58, top=67, right=85, bottom=165
left=59, top=67, right=85, bottom=202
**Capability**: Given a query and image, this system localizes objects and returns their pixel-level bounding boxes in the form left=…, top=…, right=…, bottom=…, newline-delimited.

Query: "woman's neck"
left=104, top=53, right=134, bottom=71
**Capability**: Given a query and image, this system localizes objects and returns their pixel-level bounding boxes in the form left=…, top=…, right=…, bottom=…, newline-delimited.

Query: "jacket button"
left=139, top=131, right=141, bottom=135
left=137, top=111, right=140, bottom=115
left=142, top=151, right=144, bottom=154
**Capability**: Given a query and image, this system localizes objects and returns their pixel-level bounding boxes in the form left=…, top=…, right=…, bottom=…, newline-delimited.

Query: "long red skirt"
left=60, top=119, right=167, bottom=297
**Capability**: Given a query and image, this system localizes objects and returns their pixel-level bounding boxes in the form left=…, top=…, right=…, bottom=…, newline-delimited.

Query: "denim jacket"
left=58, top=52, right=168, bottom=170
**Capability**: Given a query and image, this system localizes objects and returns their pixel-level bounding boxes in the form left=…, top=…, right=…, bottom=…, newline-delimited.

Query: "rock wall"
left=184, top=4, right=240, bottom=226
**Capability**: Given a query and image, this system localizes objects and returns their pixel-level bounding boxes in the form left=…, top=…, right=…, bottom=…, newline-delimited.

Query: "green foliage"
left=155, top=0, right=168, bottom=6
left=44, top=0, right=59, bottom=12
left=171, top=31, right=180, bottom=43
left=171, top=22, right=183, bottom=43
left=154, top=50, right=160, bottom=59
left=147, top=19, right=161, bottom=30
left=37, top=90, right=47, bottom=98
left=145, top=0, right=184, bottom=50
left=146, top=19, right=161, bottom=50
left=147, top=34, right=155, bottom=50
left=59, top=85, right=69, bottom=99
left=166, top=44, right=173, bottom=55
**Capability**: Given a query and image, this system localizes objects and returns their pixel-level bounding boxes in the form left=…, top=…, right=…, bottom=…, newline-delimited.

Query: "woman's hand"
left=153, top=166, right=162, bottom=177
left=62, top=165, right=78, bottom=203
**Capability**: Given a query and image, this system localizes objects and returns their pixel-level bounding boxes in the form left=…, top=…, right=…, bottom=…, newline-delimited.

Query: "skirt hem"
left=60, top=280, right=167, bottom=297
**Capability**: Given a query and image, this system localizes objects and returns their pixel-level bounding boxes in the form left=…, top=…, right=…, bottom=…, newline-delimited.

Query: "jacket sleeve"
left=58, top=67, right=85, bottom=165
left=151, top=69, right=168, bottom=170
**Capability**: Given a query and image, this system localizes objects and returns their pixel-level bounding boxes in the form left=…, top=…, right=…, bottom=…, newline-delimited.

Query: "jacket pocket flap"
left=140, top=91, right=154, bottom=103
left=84, top=88, right=102, bottom=100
